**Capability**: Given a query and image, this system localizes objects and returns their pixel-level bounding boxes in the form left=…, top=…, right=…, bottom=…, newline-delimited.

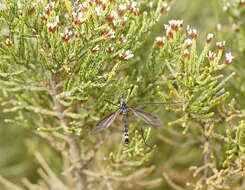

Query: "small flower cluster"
left=165, top=20, right=183, bottom=39
left=205, top=36, right=234, bottom=64
left=155, top=20, right=235, bottom=66
left=205, top=33, right=234, bottom=64
left=72, top=10, right=86, bottom=25
left=35, top=0, right=150, bottom=61
left=41, top=1, right=55, bottom=21
left=223, top=0, right=245, bottom=12
left=44, top=1, right=55, bottom=15
left=106, top=2, right=140, bottom=28
left=222, top=0, right=244, bottom=33
left=155, top=19, right=188, bottom=49
left=154, top=20, right=184, bottom=44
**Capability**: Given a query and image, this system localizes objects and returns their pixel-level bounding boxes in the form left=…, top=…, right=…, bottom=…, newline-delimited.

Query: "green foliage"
left=0, top=0, right=245, bottom=190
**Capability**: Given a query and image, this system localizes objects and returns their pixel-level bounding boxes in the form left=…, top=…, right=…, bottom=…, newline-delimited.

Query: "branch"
left=50, top=75, right=87, bottom=190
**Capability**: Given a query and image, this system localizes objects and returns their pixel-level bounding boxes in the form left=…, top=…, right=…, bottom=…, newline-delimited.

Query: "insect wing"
left=92, top=109, right=121, bottom=134
left=130, top=108, right=162, bottom=127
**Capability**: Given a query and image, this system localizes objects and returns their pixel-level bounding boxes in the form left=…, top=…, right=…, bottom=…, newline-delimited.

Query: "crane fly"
left=92, top=99, right=163, bottom=144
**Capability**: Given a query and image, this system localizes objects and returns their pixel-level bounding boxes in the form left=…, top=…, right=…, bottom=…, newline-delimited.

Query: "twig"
left=212, top=133, right=229, bottom=143
left=0, top=176, right=24, bottom=190
left=162, top=172, right=184, bottom=190
left=157, top=134, right=198, bottom=147
left=202, top=123, right=213, bottom=182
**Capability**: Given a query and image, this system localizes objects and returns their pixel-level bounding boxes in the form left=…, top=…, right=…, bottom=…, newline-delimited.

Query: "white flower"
left=164, top=24, right=169, bottom=30
left=47, top=22, right=56, bottom=28
left=207, top=33, right=214, bottom=40
left=224, top=52, right=234, bottom=64
left=104, top=29, right=116, bottom=39
left=95, top=6, right=104, bottom=16
left=111, top=11, right=118, bottom=18
left=217, top=24, right=222, bottom=32
left=119, top=4, right=127, bottom=11
left=216, top=41, right=226, bottom=49
left=82, top=2, right=89, bottom=8
left=72, top=11, right=77, bottom=18
left=155, top=36, right=166, bottom=46
left=0, top=2, right=7, bottom=11
left=131, top=1, right=138, bottom=7
left=207, top=51, right=216, bottom=61
left=162, top=2, right=168, bottom=8
left=183, top=49, right=190, bottom=57
left=186, top=26, right=197, bottom=39
left=119, top=50, right=134, bottom=61
left=155, top=36, right=165, bottom=41
left=5, top=38, right=13, bottom=47
left=232, top=24, right=240, bottom=32
left=168, top=20, right=183, bottom=26
left=184, top=38, right=192, bottom=46
left=91, top=45, right=100, bottom=53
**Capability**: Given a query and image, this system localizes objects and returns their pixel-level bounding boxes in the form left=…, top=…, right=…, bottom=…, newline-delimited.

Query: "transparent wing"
left=130, top=108, right=162, bottom=127
left=92, top=109, right=121, bottom=134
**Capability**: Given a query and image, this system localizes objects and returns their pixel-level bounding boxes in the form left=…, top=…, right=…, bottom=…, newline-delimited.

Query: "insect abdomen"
left=124, top=131, right=129, bottom=144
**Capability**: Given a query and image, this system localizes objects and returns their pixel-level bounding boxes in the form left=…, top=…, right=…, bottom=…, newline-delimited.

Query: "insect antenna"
left=137, top=101, right=183, bottom=107
left=104, top=99, right=120, bottom=107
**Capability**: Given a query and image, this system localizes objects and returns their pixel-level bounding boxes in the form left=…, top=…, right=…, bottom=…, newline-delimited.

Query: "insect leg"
left=139, top=127, right=153, bottom=149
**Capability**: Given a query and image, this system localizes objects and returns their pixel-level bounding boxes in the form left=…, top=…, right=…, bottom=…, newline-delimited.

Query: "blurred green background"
left=1, top=0, right=244, bottom=189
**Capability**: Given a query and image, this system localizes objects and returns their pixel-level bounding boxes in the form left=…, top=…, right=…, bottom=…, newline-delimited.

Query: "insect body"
left=93, top=99, right=162, bottom=144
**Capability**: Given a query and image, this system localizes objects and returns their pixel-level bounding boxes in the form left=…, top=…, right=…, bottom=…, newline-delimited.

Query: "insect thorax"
left=121, top=101, right=128, bottom=110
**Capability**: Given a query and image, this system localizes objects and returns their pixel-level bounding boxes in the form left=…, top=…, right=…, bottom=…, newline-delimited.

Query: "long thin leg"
left=140, top=127, right=153, bottom=149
